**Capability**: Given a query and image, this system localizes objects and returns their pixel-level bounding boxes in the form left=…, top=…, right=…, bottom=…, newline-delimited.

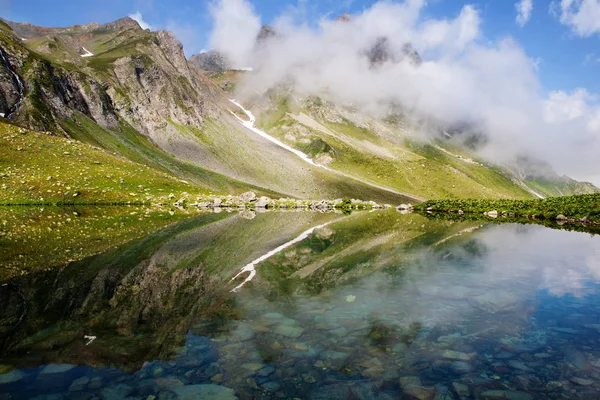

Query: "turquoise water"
left=1, top=209, right=600, bottom=399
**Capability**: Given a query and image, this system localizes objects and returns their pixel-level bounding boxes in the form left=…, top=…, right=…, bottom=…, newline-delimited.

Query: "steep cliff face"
left=0, top=21, right=117, bottom=131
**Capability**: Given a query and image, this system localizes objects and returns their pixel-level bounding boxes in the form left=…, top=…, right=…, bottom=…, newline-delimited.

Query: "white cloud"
left=209, top=0, right=600, bottom=185
left=208, top=0, right=262, bottom=68
left=551, top=0, right=600, bottom=36
left=128, top=11, right=153, bottom=31
left=516, top=0, right=533, bottom=26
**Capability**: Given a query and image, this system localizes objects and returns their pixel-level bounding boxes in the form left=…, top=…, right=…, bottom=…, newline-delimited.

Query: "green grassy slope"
left=60, top=113, right=282, bottom=197
left=0, top=121, right=228, bottom=204
left=251, top=96, right=533, bottom=200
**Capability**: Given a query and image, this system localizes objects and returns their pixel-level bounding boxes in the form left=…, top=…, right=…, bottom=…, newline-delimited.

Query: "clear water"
left=1, top=209, right=600, bottom=399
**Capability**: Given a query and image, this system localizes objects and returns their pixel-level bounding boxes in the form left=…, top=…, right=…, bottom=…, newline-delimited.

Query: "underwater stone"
left=88, top=377, right=103, bottom=389
left=261, top=381, right=281, bottom=392
left=101, top=383, right=134, bottom=400
left=241, top=363, right=264, bottom=371
left=452, top=382, right=469, bottom=397
left=39, top=364, right=75, bottom=375
left=0, top=370, right=26, bottom=385
left=404, top=385, right=436, bottom=400
left=257, top=366, right=275, bottom=377
left=481, top=390, right=532, bottom=400
left=69, top=376, right=90, bottom=391
left=507, top=360, right=532, bottom=372
left=441, top=350, right=472, bottom=361
left=273, top=325, right=304, bottom=338
left=569, top=377, right=594, bottom=386
left=172, top=384, right=237, bottom=400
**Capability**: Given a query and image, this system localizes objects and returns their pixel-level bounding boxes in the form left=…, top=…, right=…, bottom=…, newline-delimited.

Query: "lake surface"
left=1, top=208, right=600, bottom=399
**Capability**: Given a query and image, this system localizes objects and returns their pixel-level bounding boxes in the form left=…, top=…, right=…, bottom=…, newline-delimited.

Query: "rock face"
left=0, top=22, right=117, bottom=131
left=189, top=51, right=231, bottom=73
left=257, top=25, right=277, bottom=43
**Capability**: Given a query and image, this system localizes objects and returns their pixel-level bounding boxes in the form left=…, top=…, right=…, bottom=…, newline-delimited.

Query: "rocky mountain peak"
left=101, top=17, right=143, bottom=32
left=365, top=37, right=422, bottom=67
left=257, top=24, right=277, bottom=42
left=336, top=13, right=352, bottom=22
left=189, top=51, right=231, bottom=73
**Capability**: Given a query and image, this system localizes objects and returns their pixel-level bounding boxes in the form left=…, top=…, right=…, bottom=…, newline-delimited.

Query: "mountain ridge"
left=1, top=15, right=597, bottom=204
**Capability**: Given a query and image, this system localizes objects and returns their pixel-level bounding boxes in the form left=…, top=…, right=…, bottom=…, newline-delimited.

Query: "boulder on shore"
left=239, top=192, right=256, bottom=202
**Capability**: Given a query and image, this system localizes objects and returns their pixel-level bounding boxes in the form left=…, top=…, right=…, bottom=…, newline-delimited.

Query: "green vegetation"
left=256, top=97, right=534, bottom=200
left=524, top=177, right=600, bottom=198
left=61, top=114, right=277, bottom=197
left=0, top=121, right=212, bottom=205
left=415, top=194, right=600, bottom=224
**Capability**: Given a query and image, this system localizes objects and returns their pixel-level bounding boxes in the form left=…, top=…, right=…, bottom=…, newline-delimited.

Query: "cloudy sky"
left=3, top=0, right=600, bottom=183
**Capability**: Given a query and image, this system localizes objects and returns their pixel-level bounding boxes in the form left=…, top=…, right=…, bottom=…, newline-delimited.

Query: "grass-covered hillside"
left=0, top=121, right=250, bottom=205
left=415, top=194, right=600, bottom=224
left=245, top=94, right=537, bottom=200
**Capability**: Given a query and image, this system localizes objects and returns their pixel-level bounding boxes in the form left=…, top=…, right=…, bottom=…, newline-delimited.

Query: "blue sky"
left=2, top=0, right=600, bottom=94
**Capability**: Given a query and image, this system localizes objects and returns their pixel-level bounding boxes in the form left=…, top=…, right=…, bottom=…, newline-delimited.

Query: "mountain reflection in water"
left=1, top=209, right=600, bottom=399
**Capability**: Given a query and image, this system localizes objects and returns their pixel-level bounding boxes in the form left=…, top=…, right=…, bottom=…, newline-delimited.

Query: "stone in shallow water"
left=441, top=350, right=472, bottom=361
left=261, top=381, right=281, bottom=392
left=39, top=364, right=75, bottom=375
left=450, top=361, right=473, bottom=374
left=404, top=385, right=437, bottom=400
left=0, top=370, right=26, bottom=385
left=101, top=383, right=134, bottom=400
left=69, top=376, right=90, bottom=391
left=88, top=376, right=103, bottom=389
left=257, top=366, right=275, bottom=377
left=309, top=382, right=392, bottom=400
left=273, top=325, right=304, bottom=338
left=241, top=363, right=264, bottom=371
left=399, top=376, right=422, bottom=388
left=507, top=360, right=532, bottom=372
left=452, top=382, right=469, bottom=397
left=172, top=384, right=237, bottom=400
left=154, top=377, right=184, bottom=389
left=392, top=343, right=408, bottom=353
left=480, top=390, right=532, bottom=400
left=569, top=377, right=594, bottom=386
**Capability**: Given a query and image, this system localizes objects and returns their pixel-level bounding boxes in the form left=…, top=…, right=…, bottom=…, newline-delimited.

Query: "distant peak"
left=101, top=17, right=143, bottom=32
left=336, top=13, right=352, bottom=22
left=257, top=25, right=277, bottom=42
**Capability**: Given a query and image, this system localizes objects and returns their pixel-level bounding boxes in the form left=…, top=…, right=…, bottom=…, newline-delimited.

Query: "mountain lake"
left=1, top=207, right=600, bottom=399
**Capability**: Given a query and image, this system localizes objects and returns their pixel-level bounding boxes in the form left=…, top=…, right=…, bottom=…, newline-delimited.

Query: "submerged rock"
left=172, top=384, right=237, bottom=400
left=452, top=382, right=469, bottom=397
left=39, top=364, right=75, bottom=375
left=0, top=370, right=26, bottom=385
left=480, top=390, right=532, bottom=400
left=273, top=325, right=304, bottom=338
left=69, top=376, right=90, bottom=391
left=441, top=350, right=472, bottom=361
left=101, top=383, right=134, bottom=400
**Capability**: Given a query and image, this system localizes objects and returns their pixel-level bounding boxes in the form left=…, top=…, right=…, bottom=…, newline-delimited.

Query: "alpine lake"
left=1, top=206, right=600, bottom=400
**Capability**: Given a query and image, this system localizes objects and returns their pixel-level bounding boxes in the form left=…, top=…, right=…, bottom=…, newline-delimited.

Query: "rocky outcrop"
left=0, top=26, right=118, bottom=130
left=189, top=51, right=231, bottom=73
left=0, top=47, right=23, bottom=119
left=257, top=25, right=277, bottom=43
left=365, top=37, right=422, bottom=67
